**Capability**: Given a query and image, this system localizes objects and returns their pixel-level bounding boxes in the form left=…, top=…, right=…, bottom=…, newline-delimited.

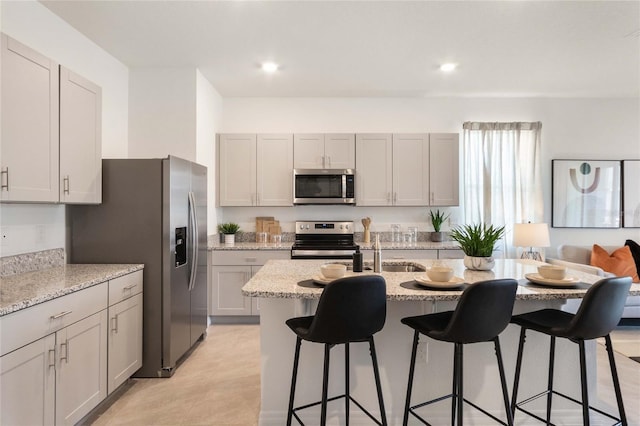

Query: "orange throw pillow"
left=590, top=244, right=639, bottom=282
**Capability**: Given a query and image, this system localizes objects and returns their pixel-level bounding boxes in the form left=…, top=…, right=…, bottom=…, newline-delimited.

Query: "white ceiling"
left=41, top=0, right=640, bottom=98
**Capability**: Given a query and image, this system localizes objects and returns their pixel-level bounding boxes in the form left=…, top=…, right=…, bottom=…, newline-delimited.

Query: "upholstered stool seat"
left=510, top=276, right=632, bottom=426
left=286, top=275, right=387, bottom=426
left=401, top=278, right=518, bottom=426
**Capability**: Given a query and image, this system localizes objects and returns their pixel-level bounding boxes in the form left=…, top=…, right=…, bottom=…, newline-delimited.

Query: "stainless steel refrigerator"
left=68, top=156, right=207, bottom=377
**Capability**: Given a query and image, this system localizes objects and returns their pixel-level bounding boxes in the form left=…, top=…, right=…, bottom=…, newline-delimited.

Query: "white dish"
left=312, top=275, right=334, bottom=285
left=414, top=276, right=465, bottom=289
left=524, top=273, right=580, bottom=287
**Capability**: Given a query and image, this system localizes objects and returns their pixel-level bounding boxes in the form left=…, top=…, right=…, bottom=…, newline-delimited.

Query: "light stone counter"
left=242, top=258, right=640, bottom=302
left=244, top=258, right=639, bottom=425
left=0, top=264, right=144, bottom=316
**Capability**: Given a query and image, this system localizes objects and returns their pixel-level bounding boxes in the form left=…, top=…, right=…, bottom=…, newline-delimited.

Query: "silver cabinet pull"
left=245, top=257, right=257, bottom=263
left=1, top=167, right=8, bottom=191
left=387, top=192, right=391, bottom=203
left=123, top=284, right=137, bottom=292
left=430, top=192, right=434, bottom=203
left=111, top=315, right=119, bottom=334
left=48, top=348, right=56, bottom=369
left=63, top=176, right=70, bottom=194
left=50, top=310, right=73, bottom=320
left=59, top=340, right=69, bottom=364
left=393, top=192, right=398, bottom=203
left=326, top=156, right=331, bottom=167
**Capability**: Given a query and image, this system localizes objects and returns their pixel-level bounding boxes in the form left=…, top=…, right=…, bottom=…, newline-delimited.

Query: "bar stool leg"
left=604, top=334, right=627, bottom=425
left=493, top=337, right=514, bottom=426
left=287, top=337, right=302, bottom=426
left=369, top=337, right=387, bottom=426
left=321, top=344, right=331, bottom=426
left=451, top=343, right=458, bottom=426
left=457, top=343, right=464, bottom=426
left=403, top=331, right=419, bottom=426
left=345, top=342, right=350, bottom=426
left=511, top=328, right=526, bottom=416
left=546, top=336, right=556, bottom=425
left=578, top=340, right=590, bottom=426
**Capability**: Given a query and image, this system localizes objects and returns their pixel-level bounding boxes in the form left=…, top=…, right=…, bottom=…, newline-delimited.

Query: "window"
left=461, top=122, right=543, bottom=257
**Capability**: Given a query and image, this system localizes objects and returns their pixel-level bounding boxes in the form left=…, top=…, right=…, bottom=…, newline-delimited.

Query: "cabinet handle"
left=63, top=176, right=70, bottom=194
left=257, top=193, right=260, bottom=205
left=387, top=192, right=391, bottom=203
left=123, top=284, right=137, bottom=292
left=50, top=310, right=73, bottom=320
left=60, top=340, right=69, bottom=364
left=326, top=156, right=331, bottom=167
left=245, top=257, right=257, bottom=263
left=1, top=167, right=8, bottom=191
left=48, top=348, right=56, bottom=369
left=430, top=192, right=434, bottom=203
left=393, top=192, right=397, bottom=203
left=111, top=315, right=119, bottom=334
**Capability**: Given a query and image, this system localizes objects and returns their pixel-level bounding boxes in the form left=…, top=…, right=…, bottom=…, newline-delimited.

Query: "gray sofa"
left=547, top=244, right=639, bottom=319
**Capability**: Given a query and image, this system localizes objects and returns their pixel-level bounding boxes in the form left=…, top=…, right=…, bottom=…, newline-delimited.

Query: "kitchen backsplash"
left=0, top=248, right=65, bottom=277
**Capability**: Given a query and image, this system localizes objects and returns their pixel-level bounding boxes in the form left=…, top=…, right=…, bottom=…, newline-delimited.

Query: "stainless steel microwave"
left=293, top=169, right=355, bottom=205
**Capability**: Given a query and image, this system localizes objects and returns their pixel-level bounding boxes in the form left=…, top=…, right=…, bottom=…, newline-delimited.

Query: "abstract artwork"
left=552, top=160, right=621, bottom=228
left=623, top=160, right=640, bottom=228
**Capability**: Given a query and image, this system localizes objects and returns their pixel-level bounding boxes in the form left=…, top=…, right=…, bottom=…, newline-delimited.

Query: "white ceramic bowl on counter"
left=537, top=265, right=567, bottom=280
left=320, top=263, right=347, bottom=279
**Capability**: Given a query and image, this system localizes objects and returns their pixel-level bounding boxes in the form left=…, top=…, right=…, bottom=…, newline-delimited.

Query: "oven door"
left=293, top=169, right=355, bottom=205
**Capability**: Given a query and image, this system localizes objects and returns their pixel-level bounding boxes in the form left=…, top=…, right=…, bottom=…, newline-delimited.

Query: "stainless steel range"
left=291, top=221, right=359, bottom=259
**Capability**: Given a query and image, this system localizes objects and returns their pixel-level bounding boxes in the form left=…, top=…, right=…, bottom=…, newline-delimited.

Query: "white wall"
left=128, top=68, right=197, bottom=160
left=196, top=70, right=223, bottom=232
left=0, top=1, right=129, bottom=256
left=219, top=97, right=640, bottom=252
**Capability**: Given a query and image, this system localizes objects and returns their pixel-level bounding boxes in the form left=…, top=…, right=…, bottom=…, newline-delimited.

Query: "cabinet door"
left=429, top=133, right=460, bottom=206
left=293, top=134, right=325, bottom=168
left=59, top=66, right=102, bottom=204
left=219, top=134, right=257, bottom=206
left=1, top=34, right=59, bottom=202
left=56, top=310, right=108, bottom=426
left=108, top=293, right=143, bottom=394
left=355, top=134, right=393, bottom=206
left=324, top=133, right=355, bottom=169
left=210, top=266, right=253, bottom=315
left=0, top=334, right=56, bottom=426
left=393, top=134, right=430, bottom=206
left=257, top=134, right=293, bottom=206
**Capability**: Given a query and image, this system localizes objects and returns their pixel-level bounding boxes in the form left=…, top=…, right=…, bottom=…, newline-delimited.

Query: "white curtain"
left=462, top=122, right=543, bottom=258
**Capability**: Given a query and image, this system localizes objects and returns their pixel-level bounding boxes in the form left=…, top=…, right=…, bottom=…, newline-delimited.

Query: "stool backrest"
left=441, top=279, right=518, bottom=343
left=306, top=275, right=387, bottom=344
left=566, top=276, right=632, bottom=340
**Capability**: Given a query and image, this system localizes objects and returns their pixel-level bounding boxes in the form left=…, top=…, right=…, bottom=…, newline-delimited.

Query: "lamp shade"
left=513, top=223, right=550, bottom=247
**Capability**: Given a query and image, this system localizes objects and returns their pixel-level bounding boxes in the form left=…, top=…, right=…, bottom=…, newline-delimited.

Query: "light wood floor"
left=88, top=325, right=639, bottom=426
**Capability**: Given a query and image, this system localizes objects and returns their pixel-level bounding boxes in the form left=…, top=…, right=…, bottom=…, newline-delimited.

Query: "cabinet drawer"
left=211, top=250, right=290, bottom=266
left=0, top=282, right=108, bottom=357
left=438, top=249, right=465, bottom=259
left=108, top=270, right=143, bottom=306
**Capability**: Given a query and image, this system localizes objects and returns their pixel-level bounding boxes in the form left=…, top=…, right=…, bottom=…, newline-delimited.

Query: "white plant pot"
left=224, top=234, right=235, bottom=245
left=463, top=255, right=495, bottom=271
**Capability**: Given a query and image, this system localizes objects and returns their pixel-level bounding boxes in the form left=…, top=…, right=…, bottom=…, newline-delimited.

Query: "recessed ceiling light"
left=440, top=63, right=457, bottom=73
left=261, top=62, right=279, bottom=73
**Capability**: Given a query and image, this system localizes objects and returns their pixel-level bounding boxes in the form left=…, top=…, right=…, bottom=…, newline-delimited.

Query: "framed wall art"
left=552, top=159, right=621, bottom=228
left=623, top=160, right=640, bottom=228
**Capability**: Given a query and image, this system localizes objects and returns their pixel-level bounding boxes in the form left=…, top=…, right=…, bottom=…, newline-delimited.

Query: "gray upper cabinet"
left=294, top=133, right=355, bottom=169
left=1, top=34, right=102, bottom=204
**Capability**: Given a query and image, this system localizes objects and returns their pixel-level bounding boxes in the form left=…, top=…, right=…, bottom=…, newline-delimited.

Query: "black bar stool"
left=401, top=278, right=518, bottom=426
left=510, top=276, right=632, bottom=426
left=285, top=275, right=387, bottom=426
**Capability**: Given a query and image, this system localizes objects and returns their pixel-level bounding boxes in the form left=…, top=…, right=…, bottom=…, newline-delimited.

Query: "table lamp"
left=513, top=222, right=550, bottom=261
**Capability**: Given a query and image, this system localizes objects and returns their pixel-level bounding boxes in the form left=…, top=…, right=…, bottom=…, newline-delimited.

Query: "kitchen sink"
left=344, top=262, right=426, bottom=272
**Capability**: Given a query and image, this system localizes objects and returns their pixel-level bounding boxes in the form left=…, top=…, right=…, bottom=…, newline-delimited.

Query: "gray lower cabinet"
left=209, top=250, right=290, bottom=317
left=0, top=270, right=142, bottom=426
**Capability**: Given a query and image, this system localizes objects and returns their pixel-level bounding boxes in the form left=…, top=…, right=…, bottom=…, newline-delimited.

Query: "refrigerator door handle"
left=188, top=191, right=199, bottom=291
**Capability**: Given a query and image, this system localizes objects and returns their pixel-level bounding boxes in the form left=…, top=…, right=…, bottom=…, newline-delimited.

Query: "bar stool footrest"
left=291, top=394, right=384, bottom=426
left=409, top=394, right=510, bottom=426
left=514, top=390, right=622, bottom=426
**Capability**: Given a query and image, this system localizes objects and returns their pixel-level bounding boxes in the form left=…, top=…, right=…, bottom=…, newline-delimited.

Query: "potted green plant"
left=429, top=210, right=450, bottom=242
left=218, top=222, right=240, bottom=245
left=449, top=223, right=505, bottom=270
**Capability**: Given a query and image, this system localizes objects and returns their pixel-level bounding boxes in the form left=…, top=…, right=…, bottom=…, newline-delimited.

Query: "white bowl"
left=427, top=266, right=454, bottom=282
left=538, top=265, right=567, bottom=280
left=320, top=263, right=347, bottom=279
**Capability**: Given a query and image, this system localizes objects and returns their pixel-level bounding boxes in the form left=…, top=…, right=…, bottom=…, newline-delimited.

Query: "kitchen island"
left=242, top=258, right=640, bottom=425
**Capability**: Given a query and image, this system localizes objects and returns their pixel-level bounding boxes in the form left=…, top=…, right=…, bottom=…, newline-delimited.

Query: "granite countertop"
left=208, top=241, right=460, bottom=251
left=0, top=264, right=144, bottom=316
left=242, top=258, right=640, bottom=302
